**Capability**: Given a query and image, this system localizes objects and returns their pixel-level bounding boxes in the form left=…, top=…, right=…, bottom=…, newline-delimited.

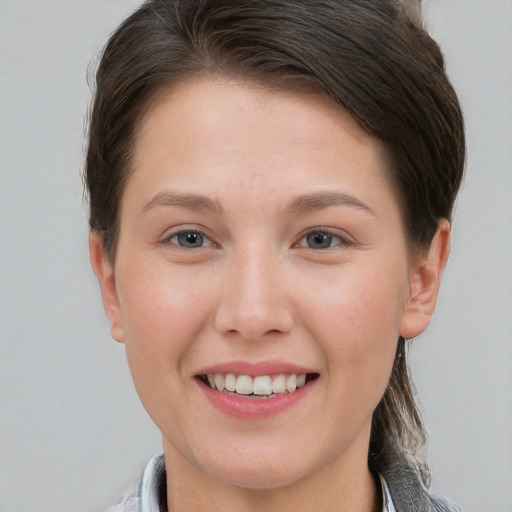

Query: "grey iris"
left=178, top=232, right=204, bottom=248
left=306, top=232, right=332, bottom=249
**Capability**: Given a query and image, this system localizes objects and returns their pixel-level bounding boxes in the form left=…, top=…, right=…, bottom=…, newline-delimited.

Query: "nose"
left=213, top=248, right=294, bottom=340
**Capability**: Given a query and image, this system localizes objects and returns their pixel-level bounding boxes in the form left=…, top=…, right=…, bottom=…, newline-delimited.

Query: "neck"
left=163, top=434, right=381, bottom=512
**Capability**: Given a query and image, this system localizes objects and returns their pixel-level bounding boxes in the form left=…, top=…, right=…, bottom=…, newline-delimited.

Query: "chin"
left=182, top=436, right=313, bottom=490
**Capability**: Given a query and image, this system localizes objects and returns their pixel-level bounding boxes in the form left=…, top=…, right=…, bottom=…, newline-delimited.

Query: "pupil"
left=178, top=232, right=203, bottom=247
left=307, top=232, right=332, bottom=249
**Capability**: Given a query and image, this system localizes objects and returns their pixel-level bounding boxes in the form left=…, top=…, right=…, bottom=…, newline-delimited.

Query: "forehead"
left=127, top=77, right=396, bottom=218
left=137, top=76, right=376, bottom=154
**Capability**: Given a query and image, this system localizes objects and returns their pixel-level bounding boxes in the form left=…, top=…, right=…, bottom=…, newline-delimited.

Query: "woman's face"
left=93, top=77, right=442, bottom=490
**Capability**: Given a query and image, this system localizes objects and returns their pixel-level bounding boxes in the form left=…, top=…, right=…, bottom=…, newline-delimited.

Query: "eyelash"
left=295, top=228, right=354, bottom=250
left=160, top=228, right=216, bottom=250
left=160, top=227, right=353, bottom=251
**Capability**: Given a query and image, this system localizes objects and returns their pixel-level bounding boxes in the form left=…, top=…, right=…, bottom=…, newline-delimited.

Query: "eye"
left=297, top=229, right=351, bottom=250
left=306, top=232, right=335, bottom=249
left=165, top=230, right=214, bottom=249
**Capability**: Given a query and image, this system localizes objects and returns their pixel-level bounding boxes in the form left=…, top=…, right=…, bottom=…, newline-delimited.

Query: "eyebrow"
left=143, top=191, right=223, bottom=213
left=143, top=190, right=374, bottom=216
left=288, top=191, right=375, bottom=216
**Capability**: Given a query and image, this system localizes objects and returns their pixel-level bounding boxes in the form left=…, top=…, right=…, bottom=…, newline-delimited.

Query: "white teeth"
left=272, top=373, right=286, bottom=394
left=286, top=374, right=297, bottom=393
left=213, top=374, right=225, bottom=391
left=235, top=375, right=253, bottom=395
left=225, top=373, right=236, bottom=392
left=253, top=375, right=272, bottom=396
left=206, top=372, right=310, bottom=396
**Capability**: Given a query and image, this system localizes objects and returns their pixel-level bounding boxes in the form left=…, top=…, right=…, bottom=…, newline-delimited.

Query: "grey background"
left=0, top=1, right=510, bottom=511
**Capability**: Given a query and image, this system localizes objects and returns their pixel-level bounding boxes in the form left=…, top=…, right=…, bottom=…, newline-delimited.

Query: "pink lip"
left=197, top=376, right=316, bottom=420
left=198, top=359, right=315, bottom=377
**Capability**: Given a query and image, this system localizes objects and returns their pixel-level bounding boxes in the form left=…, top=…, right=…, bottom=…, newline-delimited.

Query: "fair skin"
left=90, top=77, right=450, bottom=512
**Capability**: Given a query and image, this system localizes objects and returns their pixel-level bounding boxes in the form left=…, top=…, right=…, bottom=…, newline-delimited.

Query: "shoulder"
left=104, top=481, right=142, bottom=512
left=429, top=494, right=463, bottom=512
left=380, top=459, right=462, bottom=512
left=105, top=454, right=165, bottom=512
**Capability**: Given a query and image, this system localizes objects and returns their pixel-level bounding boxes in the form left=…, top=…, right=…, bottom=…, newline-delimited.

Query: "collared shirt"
left=380, top=474, right=397, bottom=512
left=106, top=454, right=397, bottom=512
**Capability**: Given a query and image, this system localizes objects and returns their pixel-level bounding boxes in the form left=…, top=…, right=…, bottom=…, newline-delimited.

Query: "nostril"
left=214, top=313, right=294, bottom=341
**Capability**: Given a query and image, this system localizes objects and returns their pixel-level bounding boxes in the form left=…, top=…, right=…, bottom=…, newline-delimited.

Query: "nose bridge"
left=214, top=242, right=293, bottom=339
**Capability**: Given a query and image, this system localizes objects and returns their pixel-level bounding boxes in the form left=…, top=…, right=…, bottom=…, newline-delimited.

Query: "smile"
left=200, top=373, right=318, bottom=398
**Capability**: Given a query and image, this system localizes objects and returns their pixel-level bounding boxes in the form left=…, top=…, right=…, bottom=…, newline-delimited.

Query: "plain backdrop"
left=1, top=1, right=511, bottom=511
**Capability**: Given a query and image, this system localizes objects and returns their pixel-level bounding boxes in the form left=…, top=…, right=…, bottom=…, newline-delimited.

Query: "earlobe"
left=400, top=219, right=451, bottom=339
left=89, top=232, right=125, bottom=343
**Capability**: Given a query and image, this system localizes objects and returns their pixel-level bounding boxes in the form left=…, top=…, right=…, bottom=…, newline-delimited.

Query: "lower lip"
left=198, top=379, right=316, bottom=420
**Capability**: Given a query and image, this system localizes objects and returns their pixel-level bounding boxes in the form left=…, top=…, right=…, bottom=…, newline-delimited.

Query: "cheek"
left=121, top=260, right=209, bottom=329
left=115, top=260, right=218, bottom=431
left=298, top=262, right=406, bottom=380
left=116, top=260, right=215, bottom=378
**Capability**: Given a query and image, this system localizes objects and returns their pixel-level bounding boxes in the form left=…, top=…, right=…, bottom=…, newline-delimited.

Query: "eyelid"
left=159, top=225, right=217, bottom=248
left=295, top=227, right=355, bottom=249
left=158, top=225, right=355, bottom=250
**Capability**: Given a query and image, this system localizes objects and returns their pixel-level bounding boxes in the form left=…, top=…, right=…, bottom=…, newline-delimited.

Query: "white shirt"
left=380, top=473, right=397, bottom=512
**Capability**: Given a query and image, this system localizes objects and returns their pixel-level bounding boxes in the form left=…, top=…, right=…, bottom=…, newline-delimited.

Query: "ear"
left=400, top=219, right=451, bottom=339
left=89, top=231, right=125, bottom=343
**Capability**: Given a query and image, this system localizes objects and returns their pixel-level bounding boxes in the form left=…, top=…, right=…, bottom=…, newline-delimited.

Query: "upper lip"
left=197, top=359, right=317, bottom=376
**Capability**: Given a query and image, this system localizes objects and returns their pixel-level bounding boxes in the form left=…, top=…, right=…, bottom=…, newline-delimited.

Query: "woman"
left=86, top=0, right=465, bottom=510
